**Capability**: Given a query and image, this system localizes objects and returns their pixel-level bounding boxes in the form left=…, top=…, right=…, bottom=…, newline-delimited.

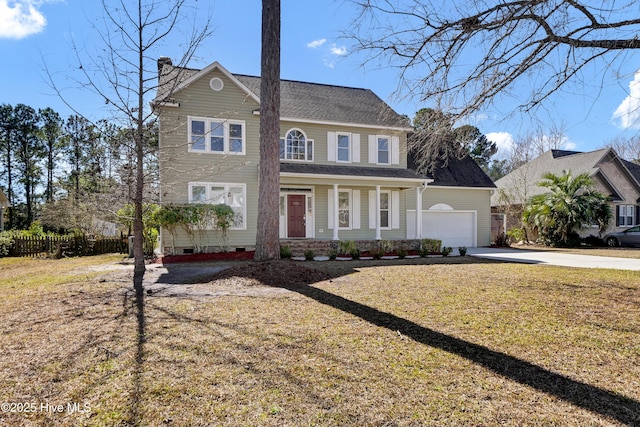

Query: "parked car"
left=603, top=226, right=640, bottom=247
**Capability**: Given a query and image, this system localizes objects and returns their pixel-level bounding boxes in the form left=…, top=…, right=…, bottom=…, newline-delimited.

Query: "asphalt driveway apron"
left=467, top=247, right=640, bottom=271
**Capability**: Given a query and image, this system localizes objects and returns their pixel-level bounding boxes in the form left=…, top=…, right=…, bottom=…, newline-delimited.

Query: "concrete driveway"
left=467, top=247, right=640, bottom=271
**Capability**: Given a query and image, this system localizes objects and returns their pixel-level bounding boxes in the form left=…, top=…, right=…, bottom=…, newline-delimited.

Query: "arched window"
left=279, top=129, right=313, bottom=161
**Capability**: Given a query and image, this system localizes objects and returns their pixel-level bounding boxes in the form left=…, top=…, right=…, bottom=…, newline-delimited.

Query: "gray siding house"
left=154, top=59, right=494, bottom=254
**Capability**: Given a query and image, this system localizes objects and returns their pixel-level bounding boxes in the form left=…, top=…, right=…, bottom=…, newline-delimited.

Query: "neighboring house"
left=154, top=58, right=495, bottom=254
left=492, top=148, right=640, bottom=237
left=0, top=188, right=9, bottom=232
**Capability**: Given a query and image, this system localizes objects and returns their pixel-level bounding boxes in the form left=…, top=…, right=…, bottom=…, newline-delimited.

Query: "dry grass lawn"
left=0, top=255, right=639, bottom=426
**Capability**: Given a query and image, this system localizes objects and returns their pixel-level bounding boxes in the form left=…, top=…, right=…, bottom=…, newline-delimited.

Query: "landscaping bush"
left=582, top=235, right=604, bottom=247
left=0, top=233, right=14, bottom=257
left=442, top=246, right=453, bottom=257
left=507, top=227, right=526, bottom=243
left=420, top=238, right=442, bottom=256
left=304, top=249, right=315, bottom=261
left=494, top=232, right=510, bottom=247
left=280, top=245, right=292, bottom=259
left=458, top=246, right=467, bottom=256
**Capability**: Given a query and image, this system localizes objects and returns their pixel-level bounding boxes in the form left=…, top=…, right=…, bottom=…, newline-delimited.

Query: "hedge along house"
left=153, top=59, right=494, bottom=255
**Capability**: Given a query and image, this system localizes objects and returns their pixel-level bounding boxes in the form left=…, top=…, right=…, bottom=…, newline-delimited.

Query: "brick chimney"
left=157, top=56, right=173, bottom=75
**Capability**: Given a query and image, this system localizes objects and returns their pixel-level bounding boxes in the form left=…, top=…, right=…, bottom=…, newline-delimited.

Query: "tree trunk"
left=5, top=138, right=13, bottom=229
left=254, top=0, right=281, bottom=261
left=132, top=0, right=146, bottom=292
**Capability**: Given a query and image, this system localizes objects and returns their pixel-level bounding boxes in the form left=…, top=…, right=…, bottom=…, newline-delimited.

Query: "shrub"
left=370, top=249, right=382, bottom=260
left=494, top=232, right=510, bottom=247
left=338, top=240, right=357, bottom=255
left=280, top=245, right=292, bottom=259
left=0, top=233, right=13, bottom=257
left=582, top=235, right=604, bottom=247
left=397, top=248, right=407, bottom=259
left=458, top=246, right=468, bottom=256
left=442, top=246, right=453, bottom=257
left=421, top=238, right=442, bottom=255
left=506, top=227, right=526, bottom=243
left=378, top=239, right=394, bottom=254
left=304, top=249, right=315, bottom=261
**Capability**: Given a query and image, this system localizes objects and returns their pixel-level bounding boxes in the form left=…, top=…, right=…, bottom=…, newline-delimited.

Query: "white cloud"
left=612, top=70, right=640, bottom=129
left=306, top=38, right=326, bottom=49
left=323, top=58, right=335, bottom=69
left=486, top=131, right=514, bottom=158
left=329, top=44, right=347, bottom=56
left=0, top=0, right=47, bottom=39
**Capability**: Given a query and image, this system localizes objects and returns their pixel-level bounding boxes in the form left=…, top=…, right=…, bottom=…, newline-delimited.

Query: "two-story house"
left=154, top=58, right=494, bottom=254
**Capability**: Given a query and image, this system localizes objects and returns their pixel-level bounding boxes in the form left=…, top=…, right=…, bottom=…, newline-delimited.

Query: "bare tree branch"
left=350, top=0, right=640, bottom=121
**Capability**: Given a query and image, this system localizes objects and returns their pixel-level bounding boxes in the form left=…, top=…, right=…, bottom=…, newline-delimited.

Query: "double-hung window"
left=337, top=133, right=351, bottom=162
left=377, top=137, right=390, bottom=165
left=188, top=117, right=245, bottom=154
left=618, top=205, right=636, bottom=226
left=189, top=182, right=247, bottom=229
left=279, top=129, right=313, bottom=161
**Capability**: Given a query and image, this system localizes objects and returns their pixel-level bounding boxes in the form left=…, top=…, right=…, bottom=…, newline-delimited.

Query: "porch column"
left=375, top=185, right=381, bottom=240
left=416, top=186, right=422, bottom=239
left=332, top=183, right=339, bottom=240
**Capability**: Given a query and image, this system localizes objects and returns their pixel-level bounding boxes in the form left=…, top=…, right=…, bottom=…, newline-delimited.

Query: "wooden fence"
left=10, top=235, right=128, bottom=258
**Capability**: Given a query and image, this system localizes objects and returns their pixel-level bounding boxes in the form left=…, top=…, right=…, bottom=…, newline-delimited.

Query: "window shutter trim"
left=353, top=190, right=361, bottom=229
left=369, top=190, right=376, bottom=229
left=328, top=189, right=334, bottom=229
left=391, top=136, right=400, bottom=165
left=368, top=135, right=376, bottom=164
left=353, top=134, right=361, bottom=163
left=392, top=191, right=400, bottom=229
left=327, top=132, right=336, bottom=161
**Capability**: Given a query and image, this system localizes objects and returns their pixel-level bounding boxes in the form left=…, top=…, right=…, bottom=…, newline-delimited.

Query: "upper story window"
left=188, top=116, right=245, bottom=155
left=377, top=136, right=390, bottom=165
left=280, top=129, right=313, bottom=161
left=368, top=134, right=399, bottom=165
left=337, top=133, right=351, bottom=162
left=327, top=131, right=360, bottom=163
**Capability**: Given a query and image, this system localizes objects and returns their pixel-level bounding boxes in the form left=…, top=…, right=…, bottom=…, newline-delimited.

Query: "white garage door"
left=423, top=211, right=476, bottom=248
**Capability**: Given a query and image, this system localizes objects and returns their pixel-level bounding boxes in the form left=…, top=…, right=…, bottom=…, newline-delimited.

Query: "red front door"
left=287, top=195, right=306, bottom=238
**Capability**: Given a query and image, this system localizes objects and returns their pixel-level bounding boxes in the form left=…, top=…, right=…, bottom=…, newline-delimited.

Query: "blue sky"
left=2, top=0, right=640, bottom=159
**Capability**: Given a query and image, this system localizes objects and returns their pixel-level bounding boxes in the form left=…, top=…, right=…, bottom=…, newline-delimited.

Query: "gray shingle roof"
left=492, top=148, right=640, bottom=205
left=280, top=163, right=426, bottom=181
left=234, top=75, right=408, bottom=128
left=406, top=152, right=496, bottom=188
left=155, top=60, right=409, bottom=129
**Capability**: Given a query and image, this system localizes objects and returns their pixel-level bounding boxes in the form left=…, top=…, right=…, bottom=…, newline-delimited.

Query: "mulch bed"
left=210, top=261, right=331, bottom=288
left=158, top=251, right=255, bottom=264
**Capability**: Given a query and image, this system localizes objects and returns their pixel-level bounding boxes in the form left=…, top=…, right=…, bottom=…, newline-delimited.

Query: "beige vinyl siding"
left=279, top=120, right=408, bottom=169
left=313, top=184, right=408, bottom=241
left=158, top=69, right=261, bottom=250
left=406, top=187, right=492, bottom=246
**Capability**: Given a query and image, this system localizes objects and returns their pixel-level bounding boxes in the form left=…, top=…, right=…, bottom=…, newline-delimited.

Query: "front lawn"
left=0, top=256, right=638, bottom=426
